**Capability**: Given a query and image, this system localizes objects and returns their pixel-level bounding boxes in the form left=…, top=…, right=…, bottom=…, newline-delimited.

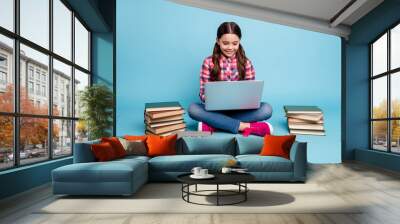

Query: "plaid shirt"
left=199, top=55, right=255, bottom=102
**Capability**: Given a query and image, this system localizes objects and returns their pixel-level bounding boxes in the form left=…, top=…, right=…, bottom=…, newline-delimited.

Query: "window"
left=75, top=18, right=89, bottom=70
left=53, top=0, right=72, bottom=60
left=0, top=55, right=7, bottom=67
left=42, top=85, right=46, bottom=97
left=0, top=0, right=14, bottom=32
left=20, top=0, right=49, bottom=49
left=28, top=67, right=34, bottom=80
left=0, top=0, right=91, bottom=170
left=0, top=71, right=6, bottom=84
left=371, top=23, right=400, bottom=154
left=28, top=81, right=34, bottom=94
left=0, top=35, right=13, bottom=112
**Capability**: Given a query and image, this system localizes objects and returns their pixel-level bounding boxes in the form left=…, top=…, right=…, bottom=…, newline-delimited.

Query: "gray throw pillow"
left=119, top=138, right=147, bottom=156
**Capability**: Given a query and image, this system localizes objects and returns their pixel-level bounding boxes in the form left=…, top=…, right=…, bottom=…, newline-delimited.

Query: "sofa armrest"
left=73, top=140, right=100, bottom=163
left=289, top=141, right=307, bottom=181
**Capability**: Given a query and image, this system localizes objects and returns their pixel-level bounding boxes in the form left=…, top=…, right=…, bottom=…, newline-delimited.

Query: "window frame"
left=0, top=0, right=92, bottom=171
left=370, top=20, right=400, bottom=154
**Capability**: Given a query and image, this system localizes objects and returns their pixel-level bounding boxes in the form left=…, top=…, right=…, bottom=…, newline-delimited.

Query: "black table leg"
left=245, top=183, right=247, bottom=201
left=217, top=184, right=219, bottom=206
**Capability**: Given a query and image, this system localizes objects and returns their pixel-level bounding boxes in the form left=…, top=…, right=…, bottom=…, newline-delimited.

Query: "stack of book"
left=284, top=105, right=325, bottom=136
left=144, top=102, right=186, bottom=136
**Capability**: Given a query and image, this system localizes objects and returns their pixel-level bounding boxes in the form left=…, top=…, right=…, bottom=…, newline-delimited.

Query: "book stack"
left=144, top=102, right=186, bottom=136
left=284, top=105, right=325, bottom=136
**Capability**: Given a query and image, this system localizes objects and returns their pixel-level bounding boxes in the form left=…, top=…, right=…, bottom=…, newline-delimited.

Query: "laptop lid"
left=204, top=80, right=264, bottom=111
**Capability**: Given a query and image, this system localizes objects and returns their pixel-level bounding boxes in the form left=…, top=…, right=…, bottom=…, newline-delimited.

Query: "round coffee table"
left=177, top=173, right=255, bottom=206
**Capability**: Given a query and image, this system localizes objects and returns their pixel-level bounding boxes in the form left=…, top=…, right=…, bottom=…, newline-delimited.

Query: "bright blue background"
left=116, top=0, right=341, bottom=163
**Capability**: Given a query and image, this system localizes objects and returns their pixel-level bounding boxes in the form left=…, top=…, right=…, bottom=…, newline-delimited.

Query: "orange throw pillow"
left=91, top=142, right=117, bottom=161
left=124, top=135, right=147, bottom=142
left=101, top=137, right=127, bottom=158
left=146, top=134, right=177, bottom=157
left=260, top=135, right=296, bottom=159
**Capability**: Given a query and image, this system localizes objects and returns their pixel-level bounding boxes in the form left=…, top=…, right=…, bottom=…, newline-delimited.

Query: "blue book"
left=284, top=105, right=322, bottom=114
left=145, top=101, right=182, bottom=112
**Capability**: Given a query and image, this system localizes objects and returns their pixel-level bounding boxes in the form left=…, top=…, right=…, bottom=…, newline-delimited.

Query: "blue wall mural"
left=116, top=0, right=342, bottom=163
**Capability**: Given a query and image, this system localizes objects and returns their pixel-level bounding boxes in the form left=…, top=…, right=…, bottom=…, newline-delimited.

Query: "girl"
left=188, top=22, right=273, bottom=137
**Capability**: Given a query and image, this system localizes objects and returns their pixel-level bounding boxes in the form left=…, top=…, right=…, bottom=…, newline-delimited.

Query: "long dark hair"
left=211, top=22, right=248, bottom=81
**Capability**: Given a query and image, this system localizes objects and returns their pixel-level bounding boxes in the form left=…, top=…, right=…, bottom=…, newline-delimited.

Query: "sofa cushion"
left=260, top=135, right=296, bottom=159
left=179, top=133, right=236, bottom=155
left=146, top=134, right=177, bottom=157
left=101, top=137, right=127, bottom=158
left=235, top=135, right=264, bottom=155
left=91, top=142, right=118, bottom=161
left=236, top=155, right=293, bottom=172
left=73, top=139, right=100, bottom=163
left=53, top=158, right=147, bottom=183
left=148, top=154, right=235, bottom=172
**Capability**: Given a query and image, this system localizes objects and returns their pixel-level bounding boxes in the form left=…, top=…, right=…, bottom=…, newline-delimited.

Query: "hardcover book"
left=145, top=114, right=184, bottom=123
left=145, top=119, right=184, bottom=128
left=289, top=129, right=326, bottom=136
left=145, top=102, right=182, bottom=112
left=146, top=123, right=186, bottom=135
left=288, top=123, right=324, bottom=131
left=146, top=109, right=185, bottom=119
left=284, top=105, right=322, bottom=114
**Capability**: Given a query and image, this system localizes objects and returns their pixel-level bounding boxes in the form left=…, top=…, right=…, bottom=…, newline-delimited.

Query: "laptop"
left=204, top=80, right=264, bottom=111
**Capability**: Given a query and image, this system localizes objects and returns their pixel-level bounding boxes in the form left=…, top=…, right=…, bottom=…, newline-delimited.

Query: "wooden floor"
left=1, top=162, right=400, bottom=224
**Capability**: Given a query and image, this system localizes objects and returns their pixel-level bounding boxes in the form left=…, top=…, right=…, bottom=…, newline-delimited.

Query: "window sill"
left=0, top=156, right=72, bottom=176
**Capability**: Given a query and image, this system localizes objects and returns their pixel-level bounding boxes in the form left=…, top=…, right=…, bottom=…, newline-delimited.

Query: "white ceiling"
left=170, top=0, right=384, bottom=39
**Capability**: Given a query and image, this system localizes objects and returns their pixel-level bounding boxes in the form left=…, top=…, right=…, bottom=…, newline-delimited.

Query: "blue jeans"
left=188, top=102, right=273, bottom=134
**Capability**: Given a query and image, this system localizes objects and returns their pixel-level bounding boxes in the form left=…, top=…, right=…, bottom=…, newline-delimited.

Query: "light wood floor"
left=1, top=162, right=400, bottom=224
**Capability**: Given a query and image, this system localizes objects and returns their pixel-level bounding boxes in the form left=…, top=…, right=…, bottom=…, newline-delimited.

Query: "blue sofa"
left=52, top=133, right=307, bottom=196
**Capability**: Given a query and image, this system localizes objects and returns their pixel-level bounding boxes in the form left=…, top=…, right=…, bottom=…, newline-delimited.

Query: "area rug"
left=37, top=183, right=362, bottom=214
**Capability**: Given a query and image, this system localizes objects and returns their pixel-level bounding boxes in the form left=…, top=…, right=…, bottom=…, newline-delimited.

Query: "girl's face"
left=217, top=34, right=240, bottom=58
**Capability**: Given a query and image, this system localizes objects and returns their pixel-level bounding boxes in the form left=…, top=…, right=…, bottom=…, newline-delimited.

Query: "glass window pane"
left=372, top=33, right=387, bottom=76
left=0, top=34, right=14, bottom=112
left=372, top=121, right=388, bottom=151
left=20, top=0, right=49, bottom=49
left=53, top=0, right=72, bottom=60
left=391, top=72, right=400, bottom=118
left=53, top=59, right=72, bottom=117
left=392, top=24, right=400, bottom=70
left=372, top=77, right=387, bottom=119
left=20, top=44, right=49, bottom=115
left=391, top=120, right=400, bottom=153
left=74, top=17, right=89, bottom=70
left=20, top=117, right=49, bottom=165
left=0, top=0, right=14, bottom=31
left=0, top=116, right=14, bottom=170
left=75, top=120, right=88, bottom=143
left=53, top=119, right=72, bottom=158
left=74, top=69, right=89, bottom=118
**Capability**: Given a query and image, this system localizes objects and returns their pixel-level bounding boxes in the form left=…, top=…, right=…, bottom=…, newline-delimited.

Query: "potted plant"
left=79, top=84, right=113, bottom=140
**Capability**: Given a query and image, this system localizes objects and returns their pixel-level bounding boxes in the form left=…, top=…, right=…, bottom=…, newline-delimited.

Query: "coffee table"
left=177, top=172, right=255, bottom=206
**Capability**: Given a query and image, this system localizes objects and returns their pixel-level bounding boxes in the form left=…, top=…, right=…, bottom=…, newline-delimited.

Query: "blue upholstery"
left=236, top=155, right=293, bottom=172
left=179, top=134, right=236, bottom=155
left=73, top=140, right=100, bottom=163
left=290, top=142, right=308, bottom=181
left=52, top=134, right=307, bottom=196
left=235, top=135, right=264, bottom=155
left=52, top=158, right=148, bottom=195
left=149, top=154, right=235, bottom=172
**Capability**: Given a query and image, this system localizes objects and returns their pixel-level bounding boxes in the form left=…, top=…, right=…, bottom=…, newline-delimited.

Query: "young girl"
left=188, top=22, right=273, bottom=137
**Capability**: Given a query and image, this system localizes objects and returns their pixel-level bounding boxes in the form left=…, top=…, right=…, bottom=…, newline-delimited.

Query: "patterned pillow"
left=119, top=138, right=147, bottom=156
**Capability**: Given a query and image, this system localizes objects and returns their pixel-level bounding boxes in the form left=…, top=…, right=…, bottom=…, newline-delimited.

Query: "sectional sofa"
left=52, top=133, right=307, bottom=196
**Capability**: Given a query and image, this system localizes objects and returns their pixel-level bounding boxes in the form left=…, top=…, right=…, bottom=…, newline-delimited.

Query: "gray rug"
left=38, top=183, right=362, bottom=214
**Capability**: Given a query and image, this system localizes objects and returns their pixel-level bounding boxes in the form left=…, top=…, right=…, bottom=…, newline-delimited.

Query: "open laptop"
left=204, top=80, right=264, bottom=111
